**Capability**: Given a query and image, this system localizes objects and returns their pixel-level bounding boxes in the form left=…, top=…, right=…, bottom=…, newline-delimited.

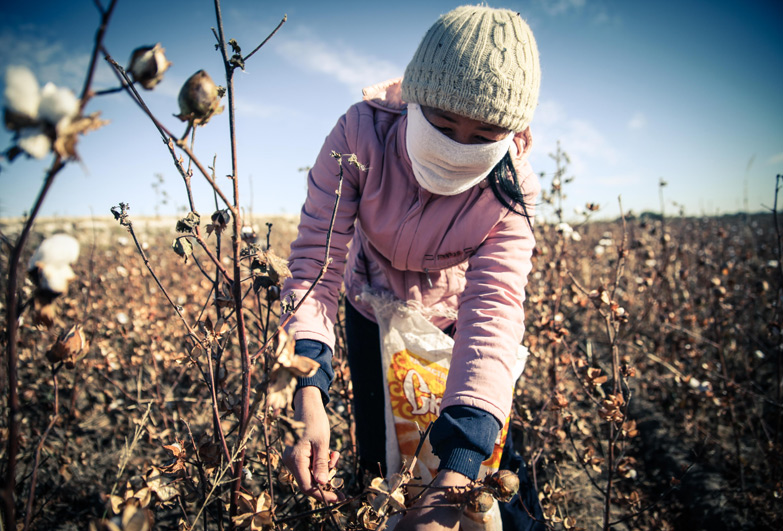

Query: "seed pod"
left=128, top=43, right=172, bottom=90
left=176, top=70, right=224, bottom=125
left=466, top=488, right=495, bottom=513
left=488, top=469, right=519, bottom=502
left=47, top=324, right=88, bottom=367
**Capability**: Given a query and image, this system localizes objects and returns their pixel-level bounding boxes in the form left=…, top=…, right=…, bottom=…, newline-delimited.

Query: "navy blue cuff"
left=293, top=339, right=334, bottom=405
left=430, top=405, right=502, bottom=480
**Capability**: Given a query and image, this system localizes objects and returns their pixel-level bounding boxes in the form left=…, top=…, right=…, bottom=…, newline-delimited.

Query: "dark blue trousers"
left=344, top=299, right=545, bottom=529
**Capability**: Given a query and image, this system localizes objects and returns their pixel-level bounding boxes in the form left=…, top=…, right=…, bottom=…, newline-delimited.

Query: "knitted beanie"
left=401, top=5, right=541, bottom=133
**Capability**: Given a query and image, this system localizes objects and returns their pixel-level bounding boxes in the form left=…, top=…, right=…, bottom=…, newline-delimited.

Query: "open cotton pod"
left=128, top=43, right=171, bottom=90
left=27, top=233, right=80, bottom=295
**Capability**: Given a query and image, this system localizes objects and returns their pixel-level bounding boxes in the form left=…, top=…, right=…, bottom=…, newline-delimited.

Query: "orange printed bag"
left=361, top=290, right=528, bottom=483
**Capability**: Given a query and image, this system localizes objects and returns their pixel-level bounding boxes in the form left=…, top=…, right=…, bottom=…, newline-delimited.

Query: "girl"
left=282, top=5, right=543, bottom=529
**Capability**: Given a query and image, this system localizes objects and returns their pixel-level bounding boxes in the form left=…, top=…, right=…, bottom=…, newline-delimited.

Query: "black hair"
left=488, top=151, right=534, bottom=230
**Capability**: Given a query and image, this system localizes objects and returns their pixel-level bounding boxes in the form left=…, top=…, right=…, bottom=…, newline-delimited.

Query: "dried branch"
left=22, top=365, right=61, bottom=531
left=243, top=15, right=287, bottom=63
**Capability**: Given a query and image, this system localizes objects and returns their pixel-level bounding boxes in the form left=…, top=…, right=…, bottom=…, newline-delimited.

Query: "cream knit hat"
left=401, top=5, right=541, bottom=133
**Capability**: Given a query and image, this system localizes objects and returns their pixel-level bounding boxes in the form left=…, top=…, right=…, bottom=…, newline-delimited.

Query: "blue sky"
left=1, top=0, right=781, bottom=221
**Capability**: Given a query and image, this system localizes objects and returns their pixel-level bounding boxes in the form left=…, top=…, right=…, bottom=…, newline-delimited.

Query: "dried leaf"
left=53, top=112, right=109, bottom=159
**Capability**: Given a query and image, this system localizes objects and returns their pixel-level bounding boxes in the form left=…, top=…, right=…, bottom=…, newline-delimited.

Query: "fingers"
left=283, top=441, right=316, bottom=494
left=283, top=442, right=343, bottom=503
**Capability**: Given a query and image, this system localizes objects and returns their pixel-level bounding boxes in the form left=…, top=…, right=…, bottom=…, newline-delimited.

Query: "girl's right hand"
left=282, top=386, right=342, bottom=503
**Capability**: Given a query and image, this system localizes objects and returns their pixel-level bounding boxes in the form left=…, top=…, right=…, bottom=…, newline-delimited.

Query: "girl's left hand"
left=395, top=469, right=471, bottom=530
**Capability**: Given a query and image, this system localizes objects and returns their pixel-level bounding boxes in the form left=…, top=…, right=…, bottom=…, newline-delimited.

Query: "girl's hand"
left=395, top=469, right=472, bottom=530
left=282, top=386, right=342, bottom=503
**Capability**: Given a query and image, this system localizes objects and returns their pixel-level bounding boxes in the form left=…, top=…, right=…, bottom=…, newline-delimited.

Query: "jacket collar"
left=362, top=77, right=406, bottom=114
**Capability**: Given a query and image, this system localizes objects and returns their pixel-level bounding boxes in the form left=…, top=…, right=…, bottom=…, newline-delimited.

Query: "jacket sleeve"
left=430, top=405, right=501, bottom=479
left=294, top=339, right=334, bottom=404
left=440, top=208, right=536, bottom=425
left=281, top=107, right=364, bottom=349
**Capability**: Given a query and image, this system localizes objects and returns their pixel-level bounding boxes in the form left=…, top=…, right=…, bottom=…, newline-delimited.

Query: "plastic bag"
left=361, top=290, right=529, bottom=484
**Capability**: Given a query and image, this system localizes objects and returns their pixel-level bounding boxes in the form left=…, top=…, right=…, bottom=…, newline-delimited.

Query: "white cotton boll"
left=556, top=222, right=573, bottom=236
left=29, top=234, right=80, bottom=268
left=688, top=377, right=700, bottom=389
left=36, top=264, right=76, bottom=293
left=38, top=82, right=79, bottom=126
left=571, top=231, right=582, bottom=242
left=17, top=127, right=52, bottom=159
left=4, top=65, right=40, bottom=118
left=594, top=245, right=605, bottom=256
left=28, top=233, right=80, bottom=294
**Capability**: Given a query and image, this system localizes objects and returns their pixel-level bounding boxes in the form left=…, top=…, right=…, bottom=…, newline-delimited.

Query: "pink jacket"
left=282, top=79, right=540, bottom=423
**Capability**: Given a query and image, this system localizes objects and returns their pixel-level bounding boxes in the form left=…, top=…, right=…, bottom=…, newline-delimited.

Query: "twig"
left=211, top=1, right=257, bottom=521
left=22, top=365, right=61, bottom=531
left=93, top=85, right=126, bottom=96
left=772, top=175, right=783, bottom=450
left=602, top=198, right=629, bottom=531
left=243, top=15, right=287, bottom=63
left=120, top=215, right=200, bottom=341
left=272, top=496, right=357, bottom=525
left=79, top=0, right=118, bottom=109
left=1, top=162, right=66, bottom=531
left=102, top=52, right=234, bottom=211
left=205, top=342, right=232, bottom=464
left=103, top=403, right=153, bottom=519
left=564, top=423, right=607, bottom=497
left=607, top=463, right=695, bottom=526
left=249, top=153, right=351, bottom=363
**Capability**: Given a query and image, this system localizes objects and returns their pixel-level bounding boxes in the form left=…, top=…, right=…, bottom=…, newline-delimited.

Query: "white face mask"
left=405, top=103, right=514, bottom=196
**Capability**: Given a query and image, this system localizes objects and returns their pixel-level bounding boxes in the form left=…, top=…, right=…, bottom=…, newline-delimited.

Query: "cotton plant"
left=3, top=65, right=107, bottom=160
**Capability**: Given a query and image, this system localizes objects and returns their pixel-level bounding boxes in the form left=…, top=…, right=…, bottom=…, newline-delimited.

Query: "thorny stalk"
left=2, top=4, right=118, bottom=528
left=22, top=365, right=61, bottom=531
left=104, top=403, right=153, bottom=518
left=602, top=197, right=629, bottom=531
left=2, top=156, right=63, bottom=530
left=211, top=0, right=255, bottom=521
left=773, top=174, right=783, bottom=450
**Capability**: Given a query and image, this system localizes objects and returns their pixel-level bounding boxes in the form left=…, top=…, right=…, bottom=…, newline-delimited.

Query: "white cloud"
left=0, top=30, right=93, bottom=92
left=531, top=99, right=618, bottom=176
left=534, top=100, right=568, bottom=126
left=767, top=152, right=783, bottom=165
left=596, top=173, right=641, bottom=186
left=235, top=97, right=282, bottom=119
left=627, top=112, right=646, bottom=130
left=535, top=0, right=587, bottom=16
left=273, top=36, right=400, bottom=95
